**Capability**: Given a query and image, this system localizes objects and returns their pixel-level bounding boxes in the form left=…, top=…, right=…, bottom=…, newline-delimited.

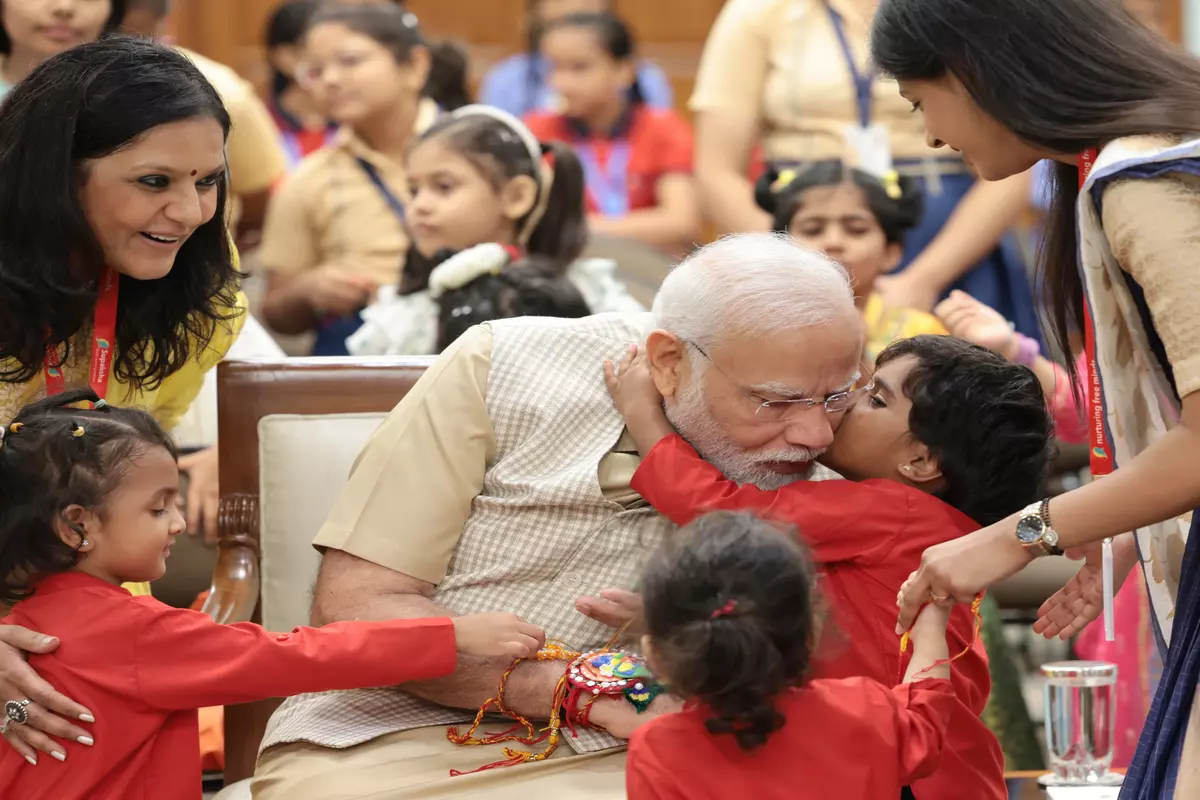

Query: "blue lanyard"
left=356, top=157, right=406, bottom=224
left=576, top=141, right=631, bottom=217
left=828, top=6, right=873, bottom=129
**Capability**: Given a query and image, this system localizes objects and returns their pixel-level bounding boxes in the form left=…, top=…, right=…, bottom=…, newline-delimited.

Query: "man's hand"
left=575, top=589, right=645, bottom=638
left=0, top=626, right=95, bottom=764
left=179, top=447, right=220, bottom=545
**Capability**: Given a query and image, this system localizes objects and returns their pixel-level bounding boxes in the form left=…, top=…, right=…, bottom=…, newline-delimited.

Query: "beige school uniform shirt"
left=259, top=99, right=441, bottom=289
left=689, top=0, right=942, bottom=163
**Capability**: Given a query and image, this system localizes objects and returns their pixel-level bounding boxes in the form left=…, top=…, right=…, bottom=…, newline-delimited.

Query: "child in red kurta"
left=0, top=390, right=545, bottom=800
left=605, top=335, right=1054, bottom=800
left=627, top=510, right=957, bottom=800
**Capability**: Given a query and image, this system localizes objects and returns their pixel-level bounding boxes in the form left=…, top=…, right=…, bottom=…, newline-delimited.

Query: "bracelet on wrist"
left=1011, top=332, right=1041, bottom=367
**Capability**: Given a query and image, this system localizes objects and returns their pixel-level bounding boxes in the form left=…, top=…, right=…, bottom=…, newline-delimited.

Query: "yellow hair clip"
left=8, top=422, right=23, bottom=434
left=882, top=169, right=902, bottom=200
left=771, top=168, right=798, bottom=193
left=71, top=424, right=86, bottom=438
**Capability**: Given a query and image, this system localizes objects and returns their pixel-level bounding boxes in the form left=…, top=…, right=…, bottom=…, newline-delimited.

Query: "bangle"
left=1011, top=332, right=1041, bottom=367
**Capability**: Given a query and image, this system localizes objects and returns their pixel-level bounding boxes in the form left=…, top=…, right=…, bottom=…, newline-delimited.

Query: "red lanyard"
left=1078, top=149, right=1112, bottom=477
left=44, top=266, right=119, bottom=400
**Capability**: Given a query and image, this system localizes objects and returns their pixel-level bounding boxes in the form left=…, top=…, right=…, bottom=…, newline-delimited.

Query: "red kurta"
left=631, top=435, right=1006, bottom=800
left=627, top=678, right=956, bottom=800
left=524, top=105, right=693, bottom=213
left=0, top=572, right=457, bottom=800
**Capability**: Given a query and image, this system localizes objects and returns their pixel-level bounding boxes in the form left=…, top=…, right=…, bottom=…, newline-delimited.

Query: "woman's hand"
left=179, top=446, right=220, bottom=545
left=896, top=517, right=1035, bottom=632
left=300, top=267, right=376, bottom=317
left=874, top=272, right=941, bottom=313
left=1034, top=533, right=1140, bottom=640
left=0, top=626, right=95, bottom=764
left=934, top=290, right=1018, bottom=358
left=575, top=589, right=645, bottom=637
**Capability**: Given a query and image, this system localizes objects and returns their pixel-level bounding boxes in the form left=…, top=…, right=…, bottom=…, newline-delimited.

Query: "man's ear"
left=643, top=330, right=688, bottom=398
left=897, top=442, right=942, bottom=485
left=52, top=505, right=94, bottom=551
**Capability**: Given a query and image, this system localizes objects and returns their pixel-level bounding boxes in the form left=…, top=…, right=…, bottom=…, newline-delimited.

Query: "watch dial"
left=1016, top=517, right=1045, bottom=543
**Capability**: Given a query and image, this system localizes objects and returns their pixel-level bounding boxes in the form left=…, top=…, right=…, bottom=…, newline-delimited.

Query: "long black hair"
left=0, top=0, right=126, bottom=54
left=755, top=160, right=924, bottom=243
left=306, top=2, right=469, bottom=112
left=0, top=389, right=177, bottom=604
left=869, top=0, right=1200, bottom=383
left=401, top=110, right=588, bottom=293
left=641, top=511, right=819, bottom=751
left=0, top=37, right=238, bottom=390
left=544, top=11, right=645, bottom=105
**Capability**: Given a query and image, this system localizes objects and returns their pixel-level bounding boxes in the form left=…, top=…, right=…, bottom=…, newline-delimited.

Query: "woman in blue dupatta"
left=869, top=1, right=1200, bottom=797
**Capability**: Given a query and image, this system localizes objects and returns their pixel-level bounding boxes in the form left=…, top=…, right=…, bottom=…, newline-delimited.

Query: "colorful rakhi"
left=447, top=630, right=665, bottom=776
left=564, top=649, right=664, bottom=725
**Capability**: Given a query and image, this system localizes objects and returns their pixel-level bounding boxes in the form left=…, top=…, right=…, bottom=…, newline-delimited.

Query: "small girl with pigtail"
left=626, top=511, right=955, bottom=800
left=0, top=390, right=543, bottom=799
left=348, top=104, right=641, bottom=357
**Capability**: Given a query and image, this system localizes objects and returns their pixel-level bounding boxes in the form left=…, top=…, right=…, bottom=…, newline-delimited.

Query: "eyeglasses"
left=686, top=342, right=872, bottom=423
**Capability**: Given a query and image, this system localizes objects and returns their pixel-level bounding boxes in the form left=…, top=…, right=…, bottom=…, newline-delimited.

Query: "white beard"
left=665, top=373, right=826, bottom=491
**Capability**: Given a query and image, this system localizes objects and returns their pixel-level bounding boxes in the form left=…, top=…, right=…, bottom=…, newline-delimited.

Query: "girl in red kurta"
left=628, top=510, right=956, bottom=800
left=524, top=11, right=700, bottom=255
left=0, top=389, right=544, bottom=800
left=605, top=334, right=1055, bottom=800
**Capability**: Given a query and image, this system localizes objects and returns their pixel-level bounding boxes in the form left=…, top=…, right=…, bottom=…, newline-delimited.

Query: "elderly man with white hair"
left=250, top=232, right=863, bottom=799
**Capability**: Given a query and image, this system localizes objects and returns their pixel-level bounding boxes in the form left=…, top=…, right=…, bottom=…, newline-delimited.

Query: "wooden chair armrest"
left=200, top=493, right=261, bottom=625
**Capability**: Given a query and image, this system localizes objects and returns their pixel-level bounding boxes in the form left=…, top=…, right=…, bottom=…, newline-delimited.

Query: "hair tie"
left=427, top=244, right=514, bottom=298
left=70, top=423, right=86, bottom=438
left=94, top=399, right=108, bottom=410
left=710, top=599, right=737, bottom=620
left=7, top=422, right=23, bottom=435
left=771, top=169, right=797, bottom=193
left=881, top=169, right=902, bottom=200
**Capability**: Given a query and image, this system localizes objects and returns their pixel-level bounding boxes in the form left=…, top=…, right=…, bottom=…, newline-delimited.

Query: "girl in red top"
left=604, top=334, right=1055, bottom=800
left=0, top=390, right=544, bottom=800
left=524, top=12, right=700, bottom=256
left=627, top=510, right=956, bottom=800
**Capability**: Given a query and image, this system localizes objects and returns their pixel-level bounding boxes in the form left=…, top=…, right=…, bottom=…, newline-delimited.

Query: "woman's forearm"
left=696, top=167, right=771, bottom=234
left=902, top=170, right=1033, bottom=292
left=1049, top=421, right=1200, bottom=550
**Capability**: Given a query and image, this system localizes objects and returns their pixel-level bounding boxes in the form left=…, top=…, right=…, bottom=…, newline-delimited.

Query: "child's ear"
left=499, top=175, right=539, bottom=223
left=643, top=330, right=687, bottom=398
left=883, top=241, right=904, bottom=274
left=898, top=445, right=942, bottom=485
left=53, top=505, right=95, bottom=551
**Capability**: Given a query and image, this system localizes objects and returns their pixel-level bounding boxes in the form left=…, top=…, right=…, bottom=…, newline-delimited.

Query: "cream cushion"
left=258, top=413, right=389, bottom=633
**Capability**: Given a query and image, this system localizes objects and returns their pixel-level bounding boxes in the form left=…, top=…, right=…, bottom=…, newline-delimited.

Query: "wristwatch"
left=1015, top=499, right=1064, bottom=557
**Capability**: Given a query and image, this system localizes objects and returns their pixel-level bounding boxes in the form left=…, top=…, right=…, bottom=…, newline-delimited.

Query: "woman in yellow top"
left=0, top=31, right=244, bottom=715
left=690, top=0, right=1041, bottom=345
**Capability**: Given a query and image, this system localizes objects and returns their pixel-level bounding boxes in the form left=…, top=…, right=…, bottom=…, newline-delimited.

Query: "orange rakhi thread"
left=447, top=620, right=642, bottom=776
left=897, top=592, right=985, bottom=681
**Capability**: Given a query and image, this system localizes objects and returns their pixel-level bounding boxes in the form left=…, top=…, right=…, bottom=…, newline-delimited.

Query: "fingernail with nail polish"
left=24, top=755, right=36, bottom=766
left=77, top=736, right=94, bottom=746
left=51, top=751, right=65, bottom=762
left=79, top=713, right=95, bottom=723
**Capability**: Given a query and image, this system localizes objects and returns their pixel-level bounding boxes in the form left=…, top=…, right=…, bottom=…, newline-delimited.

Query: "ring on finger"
left=929, top=592, right=950, bottom=603
left=3, top=699, right=31, bottom=726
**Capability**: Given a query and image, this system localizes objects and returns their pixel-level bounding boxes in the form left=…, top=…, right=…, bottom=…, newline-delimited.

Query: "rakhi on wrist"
left=447, top=623, right=664, bottom=776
